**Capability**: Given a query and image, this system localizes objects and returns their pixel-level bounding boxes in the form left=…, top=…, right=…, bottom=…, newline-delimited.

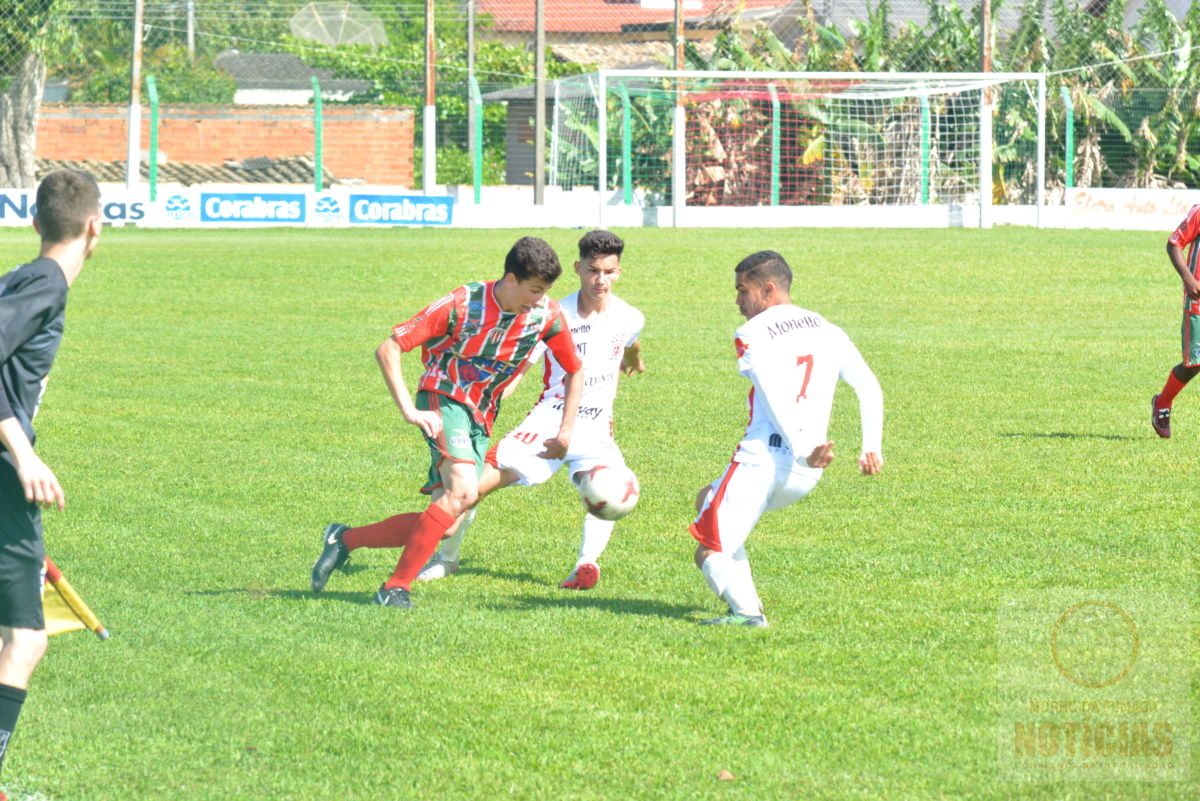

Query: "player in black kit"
left=0, top=169, right=102, bottom=781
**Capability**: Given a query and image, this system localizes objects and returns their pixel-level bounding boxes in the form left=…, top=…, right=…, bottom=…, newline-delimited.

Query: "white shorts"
left=493, top=404, right=625, bottom=487
left=689, top=459, right=819, bottom=555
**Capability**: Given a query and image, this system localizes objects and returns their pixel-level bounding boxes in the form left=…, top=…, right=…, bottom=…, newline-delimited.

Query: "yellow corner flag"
left=43, top=557, right=108, bottom=640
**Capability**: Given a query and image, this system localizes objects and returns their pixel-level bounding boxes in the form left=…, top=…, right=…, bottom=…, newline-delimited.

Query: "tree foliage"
left=645, top=0, right=1200, bottom=199
left=285, top=19, right=593, bottom=186
left=0, top=0, right=74, bottom=185
left=57, top=18, right=236, bottom=104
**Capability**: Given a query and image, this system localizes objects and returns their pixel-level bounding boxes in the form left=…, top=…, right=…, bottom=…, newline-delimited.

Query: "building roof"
left=475, top=0, right=789, bottom=35
left=37, top=156, right=337, bottom=186
left=549, top=40, right=714, bottom=70
left=214, top=51, right=372, bottom=93
left=482, top=78, right=597, bottom=102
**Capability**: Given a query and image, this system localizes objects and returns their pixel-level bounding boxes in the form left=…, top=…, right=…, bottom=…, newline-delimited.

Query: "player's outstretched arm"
left=541, top=368, right=584, bottom=459
left=0, top=417, right=64, bottom=510
left=621, top=341, right=645, bottom=376
left=376, top=337, right=441, bottom=439
left=839, top=342, right=884, bottom=474
left=1167, top=243, right=1200, bottom=300
left=501, top=359, right=533, bottom=400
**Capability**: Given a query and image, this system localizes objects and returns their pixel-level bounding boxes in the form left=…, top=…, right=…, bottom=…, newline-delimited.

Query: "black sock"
left=0, top=683, right=27, bottom=774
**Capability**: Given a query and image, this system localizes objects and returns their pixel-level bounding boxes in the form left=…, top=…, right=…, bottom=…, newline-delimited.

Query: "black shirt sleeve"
left=0, top=271, right=59, bottom=366
left=0, top=262, right=65, bottom=427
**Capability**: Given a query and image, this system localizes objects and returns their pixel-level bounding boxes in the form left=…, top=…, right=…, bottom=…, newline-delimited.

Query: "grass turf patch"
left=0, top=226, right=1193, bottom=800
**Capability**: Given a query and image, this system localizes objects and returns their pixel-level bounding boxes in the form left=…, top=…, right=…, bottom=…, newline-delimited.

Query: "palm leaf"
left=1079, top=93, right=1133, bottom=142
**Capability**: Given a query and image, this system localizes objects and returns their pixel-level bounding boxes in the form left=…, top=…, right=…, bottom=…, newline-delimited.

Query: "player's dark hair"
left=735, top=250, right=792, bottom=292
left=578, top=229, right=624, bottom=262
left=35, top=169, right=101, bottom=244
left=504, top=236, right=562, bottom=284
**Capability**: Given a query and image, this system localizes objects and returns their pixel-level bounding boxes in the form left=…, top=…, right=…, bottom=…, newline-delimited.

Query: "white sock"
left=700, top=554, right=734, bottom=604
left=576, top=514, right=615, bottom=566
left=438, top=507, right=476, bottom=563
left=727, top=547, right=763, bottom=617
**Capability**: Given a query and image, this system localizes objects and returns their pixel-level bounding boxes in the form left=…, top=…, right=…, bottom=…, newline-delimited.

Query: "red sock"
left=342, top=513, right=422, bottom=551
left=384, top=504, right=456, bottom=591
left=1158, top=371, right=1189, bottom=408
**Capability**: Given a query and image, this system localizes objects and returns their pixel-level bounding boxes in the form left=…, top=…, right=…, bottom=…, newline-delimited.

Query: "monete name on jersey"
left=765, top=315, right=824, bottom=339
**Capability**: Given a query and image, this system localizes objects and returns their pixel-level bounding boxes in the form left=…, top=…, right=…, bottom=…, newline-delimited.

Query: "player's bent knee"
left=694, top=546, right=715, bottom=569
left=495, top=467, right=522, bottom=491
left=442, top=490, right=478, bottom=516
left=1176, top=362, right=1200, bottom=382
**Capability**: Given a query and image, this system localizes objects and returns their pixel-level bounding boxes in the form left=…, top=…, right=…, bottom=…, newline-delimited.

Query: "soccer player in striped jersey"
left=310, top=237, right=584, bottom=609
left=417, top=230, right=645, bottom=589
left=690, top=251, right=883, bottom=627
left=1152, top=204, right=1200, bottom=437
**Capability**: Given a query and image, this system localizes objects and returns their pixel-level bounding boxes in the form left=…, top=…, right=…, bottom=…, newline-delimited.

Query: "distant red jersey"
left=1168, top=204, right=1200, bottom=277
left=393, top=280, right=581, bottom=433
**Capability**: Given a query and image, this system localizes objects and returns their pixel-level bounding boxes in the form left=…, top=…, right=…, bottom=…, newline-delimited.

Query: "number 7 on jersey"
left=795, top=355, right=813, bottom=402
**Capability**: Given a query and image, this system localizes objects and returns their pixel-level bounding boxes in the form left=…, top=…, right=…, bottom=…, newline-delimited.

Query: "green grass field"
left=0, top=225, right=1193, bottom=801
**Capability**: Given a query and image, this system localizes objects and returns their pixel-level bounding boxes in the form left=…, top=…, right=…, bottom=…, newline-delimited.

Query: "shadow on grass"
left=457, top=566, right=546, bottom=586
left=191, top=586, right=700, bottom=619
left=192, top=587, right=379, bottom=606
left=999, top=432, right=1136, bottom=441
left=501, top=593, right=698, bottom=621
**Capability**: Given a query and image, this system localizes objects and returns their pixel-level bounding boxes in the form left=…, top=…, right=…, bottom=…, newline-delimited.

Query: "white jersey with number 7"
left=733, top=303, right=883, bottom=470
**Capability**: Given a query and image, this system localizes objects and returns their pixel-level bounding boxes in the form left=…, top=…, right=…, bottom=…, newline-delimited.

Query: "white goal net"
left=549, top=70, right=1046, bottom=227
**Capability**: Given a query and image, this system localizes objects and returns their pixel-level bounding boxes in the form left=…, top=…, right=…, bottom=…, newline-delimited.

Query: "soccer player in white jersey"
left=419, top=230, right=646, bottom=589
left=691, top=250, right=884, bottom=627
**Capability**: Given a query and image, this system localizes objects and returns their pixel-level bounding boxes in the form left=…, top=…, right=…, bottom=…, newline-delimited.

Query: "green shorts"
left=416, top=391, right=490, bottom=495
left=1183, top=300, right=1200, bottom=367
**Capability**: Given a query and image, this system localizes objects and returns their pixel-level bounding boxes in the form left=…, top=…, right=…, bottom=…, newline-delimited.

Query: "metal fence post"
left=470, top=76, right=482, bottom=204
left=919, top=94, right=930, bottom=204
left=768, top=83, right=779, bottom=206
left=671, top=73, right=685, bottom=227
left=312, top=76, right=323, bottom=193
left=620, top=82, right=632, bottom=205
left=1060, top=86, right=1074, bottom=190
left=146, top=75, right=159, bottom=202
left=598, top=71, right=607, bottom=229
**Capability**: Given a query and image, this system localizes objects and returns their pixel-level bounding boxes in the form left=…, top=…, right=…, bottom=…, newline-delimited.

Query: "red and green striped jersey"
left=393, top=280, right=581, bottom=433
left=1169, top=204, right=1200, bottom=277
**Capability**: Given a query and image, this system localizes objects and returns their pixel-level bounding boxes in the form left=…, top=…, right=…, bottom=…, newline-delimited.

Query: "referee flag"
left=42, top=557, right=109, bottom=640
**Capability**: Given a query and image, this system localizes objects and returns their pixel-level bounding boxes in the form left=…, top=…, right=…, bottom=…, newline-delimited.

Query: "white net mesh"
left=551, top=71, right=1044, bottom=208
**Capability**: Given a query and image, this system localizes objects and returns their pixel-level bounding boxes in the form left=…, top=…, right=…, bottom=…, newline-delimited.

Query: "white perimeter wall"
left=1, top=183, right=1196, bottom=230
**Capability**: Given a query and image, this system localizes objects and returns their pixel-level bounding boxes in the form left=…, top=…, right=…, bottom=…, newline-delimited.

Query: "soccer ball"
left=576, top=465, right=640, bottom=521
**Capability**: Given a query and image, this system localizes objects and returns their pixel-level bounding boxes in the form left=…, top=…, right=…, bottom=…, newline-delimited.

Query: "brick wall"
left=36, top=103, right=415, bottom=186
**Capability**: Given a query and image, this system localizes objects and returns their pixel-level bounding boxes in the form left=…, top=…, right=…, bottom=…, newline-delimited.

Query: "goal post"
left=549, top=70, right=1046, bottom=229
